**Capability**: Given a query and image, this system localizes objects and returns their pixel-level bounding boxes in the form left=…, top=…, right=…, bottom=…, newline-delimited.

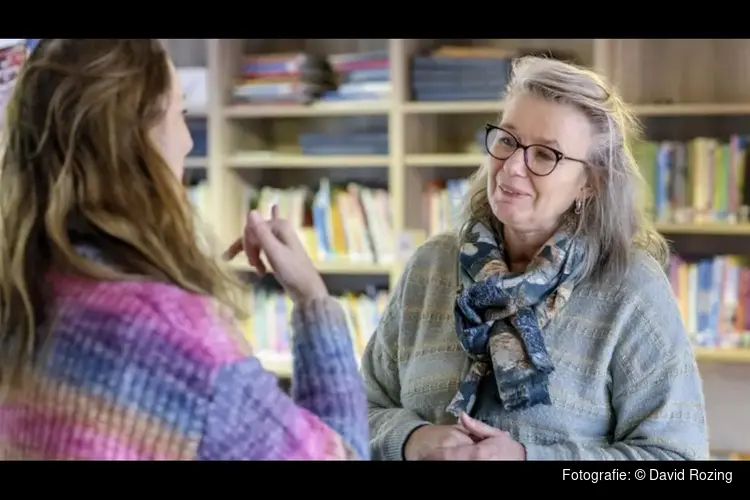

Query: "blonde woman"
left=0, top=39, right=368, bottom=460
left=363, top=56, right=708, bottom=461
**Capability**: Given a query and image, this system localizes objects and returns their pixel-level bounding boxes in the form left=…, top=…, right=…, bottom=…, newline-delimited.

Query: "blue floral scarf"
left=446, top=217, right=585, bottom=416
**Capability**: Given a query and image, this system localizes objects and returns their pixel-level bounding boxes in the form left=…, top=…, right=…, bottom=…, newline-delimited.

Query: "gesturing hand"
left=422, top=413, right=527, bottom=460
left=223, top=206, right=328, bottom=305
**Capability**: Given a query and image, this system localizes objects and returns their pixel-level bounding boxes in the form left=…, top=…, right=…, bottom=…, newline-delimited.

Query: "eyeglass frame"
left=484, top=123, right=588, bottom=177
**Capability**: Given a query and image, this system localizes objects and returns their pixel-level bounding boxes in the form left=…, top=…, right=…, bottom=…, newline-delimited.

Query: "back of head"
left=463, top=55, right=668, bottom=283
left=0, top=39, right=242, bottom=388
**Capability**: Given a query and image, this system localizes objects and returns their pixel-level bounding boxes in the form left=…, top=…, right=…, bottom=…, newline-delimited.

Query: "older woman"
left=362, top=56, right=708, bottom=461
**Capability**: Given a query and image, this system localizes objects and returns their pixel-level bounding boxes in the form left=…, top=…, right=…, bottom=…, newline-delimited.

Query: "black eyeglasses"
left=484, top=124, right=587, bottom=177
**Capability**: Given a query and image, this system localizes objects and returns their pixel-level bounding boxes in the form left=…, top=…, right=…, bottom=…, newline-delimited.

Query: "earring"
left=574, top=198, right=583, bottom=215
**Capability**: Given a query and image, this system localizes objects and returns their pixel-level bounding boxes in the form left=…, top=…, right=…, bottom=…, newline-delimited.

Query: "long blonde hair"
left=462, top=56, right=669, bottom=284
left=0, top=39, right=246, bottom=389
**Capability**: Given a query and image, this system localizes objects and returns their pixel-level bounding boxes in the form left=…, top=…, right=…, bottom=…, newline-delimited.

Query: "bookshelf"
left=167, top=38, right=750, bottom=451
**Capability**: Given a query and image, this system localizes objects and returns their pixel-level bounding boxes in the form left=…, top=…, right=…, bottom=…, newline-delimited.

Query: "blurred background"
left=5, top=38, right=750, bottom=459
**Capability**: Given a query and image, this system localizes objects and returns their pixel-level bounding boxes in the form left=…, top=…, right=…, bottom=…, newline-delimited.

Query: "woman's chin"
left=492, top=203, right=527, bottom=227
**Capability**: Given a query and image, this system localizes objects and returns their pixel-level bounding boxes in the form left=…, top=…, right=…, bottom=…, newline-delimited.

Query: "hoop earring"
left=574, top=198, right=583, bottom=215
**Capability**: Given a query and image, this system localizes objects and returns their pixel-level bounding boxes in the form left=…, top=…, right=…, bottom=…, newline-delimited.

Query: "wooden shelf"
left=225, top=154, right=389, bottom=169
left=632, top=103, right=750, bottom=117
left=656, top=223, right=750, bottom=236
left=405, top=154, right=484, bottom=167
left=695, top=348, right=750, bottom=364
left=224, top=101, right=390, bottom=118
left=231, top=260, right=393, bottom=275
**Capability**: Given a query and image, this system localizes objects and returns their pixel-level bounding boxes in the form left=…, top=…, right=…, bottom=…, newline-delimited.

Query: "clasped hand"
left=406, top=412, right=526, bottom=461
left=223, top=206, right=328, bottom=304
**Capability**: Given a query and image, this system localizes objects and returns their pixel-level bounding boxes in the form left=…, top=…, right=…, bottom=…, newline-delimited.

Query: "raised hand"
left=224, top=206, right=328, bottom=304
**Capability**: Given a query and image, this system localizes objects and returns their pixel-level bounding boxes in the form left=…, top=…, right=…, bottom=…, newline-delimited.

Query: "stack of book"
left=298, top=131, right=388, bottom=155
left=233, top=52, right=336, bottom=105
left=298, top=116, right=388, bottom=155
left=321, top=49, right=390, bottom=102
left=410, top=45, right=513, bottom=102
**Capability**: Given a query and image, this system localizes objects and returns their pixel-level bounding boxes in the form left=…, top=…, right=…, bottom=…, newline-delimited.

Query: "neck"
left=502, top=224, right=555, bottom=272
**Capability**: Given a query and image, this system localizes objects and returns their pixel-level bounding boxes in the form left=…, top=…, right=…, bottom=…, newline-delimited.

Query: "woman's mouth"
left=499, top=185, right=529, bottom=198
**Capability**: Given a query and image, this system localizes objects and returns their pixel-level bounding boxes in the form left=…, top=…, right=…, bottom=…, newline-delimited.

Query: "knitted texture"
left=0, top=273, right=369, bottom=460
left=362, top=232, right=709, bottom=461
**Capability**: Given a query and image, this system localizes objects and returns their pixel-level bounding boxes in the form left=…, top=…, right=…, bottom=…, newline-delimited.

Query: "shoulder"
left=373, top=231, right=460, bottom=348
left=400, top=231, right=460, bottom=286
left=583, top=250, right=694, bottom=371
left=610, top=249, right=678, bottom=317
left=50, top=273, right=248, bottom=367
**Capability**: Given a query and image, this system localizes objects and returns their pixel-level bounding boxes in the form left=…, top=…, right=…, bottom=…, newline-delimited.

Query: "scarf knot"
left=446, top=218, right=585, bottom=416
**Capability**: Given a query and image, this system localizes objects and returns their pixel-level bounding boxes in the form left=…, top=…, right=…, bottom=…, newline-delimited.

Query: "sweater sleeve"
left=524, top=267, right=709, bottom=461
left=197, top=296, right=369, bottom=460
left=360, top=265, right=431, bottom=461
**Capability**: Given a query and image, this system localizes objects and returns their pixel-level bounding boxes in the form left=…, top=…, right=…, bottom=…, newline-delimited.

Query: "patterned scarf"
left=446, top=216, right=585, bottom=416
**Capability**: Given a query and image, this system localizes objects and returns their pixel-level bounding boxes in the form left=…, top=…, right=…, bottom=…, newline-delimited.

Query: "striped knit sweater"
left=0, top=272, right=369, bottom=460
left=363, top=232, right=709, bottom=461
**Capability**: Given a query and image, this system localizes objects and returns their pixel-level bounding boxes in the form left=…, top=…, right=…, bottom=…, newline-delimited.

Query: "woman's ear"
left=581, top=166, right=602, bottom=200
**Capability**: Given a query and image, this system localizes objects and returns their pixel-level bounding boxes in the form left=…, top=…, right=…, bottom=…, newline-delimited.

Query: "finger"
left=246, top=210, right=285, bottom=259
left=270, top=204, right=279, bottom=220
left=243, top=214, right=267, bottom=274
left=222, top=237, right=244, bottom=261
left=459, top=412, right=504, bottom=439
left=267, top=217, right=305, bottom=252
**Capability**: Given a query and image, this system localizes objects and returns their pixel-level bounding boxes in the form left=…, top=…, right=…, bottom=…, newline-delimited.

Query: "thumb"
left=459, top=412, right=504, bottom=439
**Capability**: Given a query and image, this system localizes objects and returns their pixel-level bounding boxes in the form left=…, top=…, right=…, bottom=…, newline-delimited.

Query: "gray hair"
left=461, top=55, right=669, bottom=284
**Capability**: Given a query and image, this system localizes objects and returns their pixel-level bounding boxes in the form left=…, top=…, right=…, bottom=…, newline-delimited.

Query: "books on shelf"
left=298, top=116, right=388, bottom=155
left=410, top=45, right=513, bottom=102
left=322, top=50, right=390, bottom=102
left=233, top=52, right=336, bottom=105
left=241, top=288, right=389, bottom=363
left=241, top=181, right=394, bottom=265
left=670, top=255, right=750, bottom=349
left=425, top=178, right=469, bottom=236
left=233, top=50, right=390, bottom=106
left=635, top=136, right=750, bottom=224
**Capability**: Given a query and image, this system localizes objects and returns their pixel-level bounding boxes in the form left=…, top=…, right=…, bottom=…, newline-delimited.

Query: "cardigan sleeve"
left=197, top=297, right=370, bottom=460
left=524, top=264, right=709, bottom=461
left=360, top=260, right=431, bottom=461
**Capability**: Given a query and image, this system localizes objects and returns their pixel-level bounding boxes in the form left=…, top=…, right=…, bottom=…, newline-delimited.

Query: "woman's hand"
left=422, top=413, right=527, bottom=460
left=224, top=206, right=328, bottom=304
left=403, top=424, right=476, bottom=460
